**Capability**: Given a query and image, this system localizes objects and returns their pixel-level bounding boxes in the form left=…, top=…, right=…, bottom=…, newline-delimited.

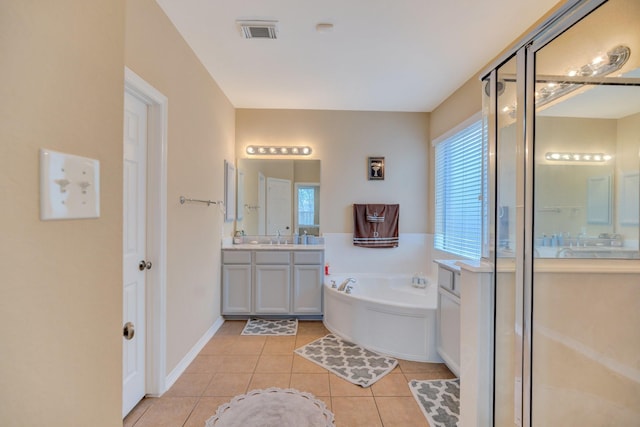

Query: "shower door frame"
left=482, top=1, right=611, bottom=426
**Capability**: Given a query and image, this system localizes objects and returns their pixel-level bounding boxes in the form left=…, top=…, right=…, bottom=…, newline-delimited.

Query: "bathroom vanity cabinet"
left=221, top=248, right=324, bottom=317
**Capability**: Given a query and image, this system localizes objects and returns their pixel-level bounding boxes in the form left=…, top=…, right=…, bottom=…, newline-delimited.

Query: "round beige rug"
left=206, top=387, right=335, bottom=427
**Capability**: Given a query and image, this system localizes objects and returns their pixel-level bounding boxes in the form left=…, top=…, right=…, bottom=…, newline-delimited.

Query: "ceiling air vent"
left=237, top=20, right=278, bottom=39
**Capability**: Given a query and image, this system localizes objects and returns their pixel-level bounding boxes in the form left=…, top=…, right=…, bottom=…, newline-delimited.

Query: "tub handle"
left=345, top=285, right=353, bottom=294
left=330, top=280, right=337, bottom=288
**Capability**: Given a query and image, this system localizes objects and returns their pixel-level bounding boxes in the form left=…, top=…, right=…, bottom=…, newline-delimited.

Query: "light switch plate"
left=40, top=149, right=100, bottom=220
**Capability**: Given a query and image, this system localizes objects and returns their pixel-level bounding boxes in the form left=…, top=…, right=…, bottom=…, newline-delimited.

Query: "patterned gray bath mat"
left=294, top=334, right=398, bottom=387
left=241, top=318, right=298, bottom=336
left=409, top=378, right=460, bottom=427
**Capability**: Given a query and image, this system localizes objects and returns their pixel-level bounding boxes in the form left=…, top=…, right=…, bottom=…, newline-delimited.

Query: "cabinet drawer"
left=255, top=251, right=291, bottom=264
left=222, top=250, right=251, bottom=264
left=293, top=251, right=323, bottom=265
left=438, top=267, right=454, bottom=291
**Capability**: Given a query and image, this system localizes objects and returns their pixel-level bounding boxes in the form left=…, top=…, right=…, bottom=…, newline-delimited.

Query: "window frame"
left=433, top=112, right=487, bottom=259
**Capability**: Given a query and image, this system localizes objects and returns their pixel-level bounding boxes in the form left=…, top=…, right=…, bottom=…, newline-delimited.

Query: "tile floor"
left=124, top=320, right=455, bottom=427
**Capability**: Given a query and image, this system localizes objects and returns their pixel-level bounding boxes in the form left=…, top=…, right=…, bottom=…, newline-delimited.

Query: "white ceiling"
left=156, top=0, right=560, bottom=112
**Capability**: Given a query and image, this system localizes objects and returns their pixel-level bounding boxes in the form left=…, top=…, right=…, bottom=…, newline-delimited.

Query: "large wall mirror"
left=530, top=19, right=640, bottom=258
left=236, top=159, right=320, bottom=236
left=495, top=58, right=640, bottom=259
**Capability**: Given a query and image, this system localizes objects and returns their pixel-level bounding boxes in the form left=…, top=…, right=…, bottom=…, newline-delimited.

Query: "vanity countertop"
left=222, top=243, right=324, bottom=251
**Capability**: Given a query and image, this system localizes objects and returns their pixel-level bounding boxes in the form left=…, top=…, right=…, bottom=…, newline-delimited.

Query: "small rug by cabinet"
left=241, top=318, right=298, bottom=336
left=205, top=387, right=335, bottom=427
left=294, top=334, right=398, bottom=387
left=408, top=378, right=460, bottom=427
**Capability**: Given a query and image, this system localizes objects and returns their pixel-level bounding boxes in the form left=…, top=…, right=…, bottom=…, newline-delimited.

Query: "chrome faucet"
left=276, top=229, right=281, bottom=245
left=411, top=274, right=427, bottom=288
left=337, top=278, right=356, bottom=291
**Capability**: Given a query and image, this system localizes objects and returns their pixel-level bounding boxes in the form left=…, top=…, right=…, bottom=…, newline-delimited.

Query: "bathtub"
left=323, top=274, right=443, bottom=362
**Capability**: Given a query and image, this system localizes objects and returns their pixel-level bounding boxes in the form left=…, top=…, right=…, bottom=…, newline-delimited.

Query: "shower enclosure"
left=483, top=0, right=640, bottom=425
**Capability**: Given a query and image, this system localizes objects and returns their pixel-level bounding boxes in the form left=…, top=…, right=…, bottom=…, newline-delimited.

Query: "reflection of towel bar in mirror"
left=179, top=196, right=223, bottom=206
left=537, top=206, right=582, bottom=214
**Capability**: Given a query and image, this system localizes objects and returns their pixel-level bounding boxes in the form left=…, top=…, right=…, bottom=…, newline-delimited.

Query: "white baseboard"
left=164, top=316, right=225, bottom=391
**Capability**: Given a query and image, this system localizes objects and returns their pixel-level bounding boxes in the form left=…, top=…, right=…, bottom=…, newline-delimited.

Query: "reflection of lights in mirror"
left=545, top=152, right=613, bottom=162
left=245, top=145, right=313, bottom=156
left=536, top=45, right=630, bottom=106
left=500, top=45, right=631, bottom=118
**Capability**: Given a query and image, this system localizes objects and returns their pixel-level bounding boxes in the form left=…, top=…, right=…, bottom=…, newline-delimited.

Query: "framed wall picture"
left=368, top=156, right=385, bottom=180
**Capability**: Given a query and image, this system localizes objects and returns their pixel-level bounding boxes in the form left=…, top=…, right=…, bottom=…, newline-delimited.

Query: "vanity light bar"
left=545, top=152, right=612, bottom=162
left=535, top=45, right=630, bottom=107
left=246, top=145, right=312, bottom=156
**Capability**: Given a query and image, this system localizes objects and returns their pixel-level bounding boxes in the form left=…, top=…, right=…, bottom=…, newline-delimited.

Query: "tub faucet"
left=412, top=274, right=427, bottom=288
left=337, top=278, right=356, bottom=291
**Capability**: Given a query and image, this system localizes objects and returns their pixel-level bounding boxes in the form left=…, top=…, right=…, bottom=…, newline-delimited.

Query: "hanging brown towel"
left=353, top=204, right=399, bottom=248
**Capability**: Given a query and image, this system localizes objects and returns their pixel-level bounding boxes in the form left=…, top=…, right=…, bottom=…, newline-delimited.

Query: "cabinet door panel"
left=255, top=265, right=291, bottom=313
left=293, top=265, right=323, bottom=314
left=437, top=288, right=460, bottom=375
left=222, top=265, right=252, bottom=314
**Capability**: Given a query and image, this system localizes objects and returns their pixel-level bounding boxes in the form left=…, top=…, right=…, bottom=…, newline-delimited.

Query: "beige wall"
left=236, top=109, right=430, bottom=234
left=0, top=1, right=125, bottom=426
left=125, top=0, right=236, bottom=373
left=1, top=1, right=235, bottom=425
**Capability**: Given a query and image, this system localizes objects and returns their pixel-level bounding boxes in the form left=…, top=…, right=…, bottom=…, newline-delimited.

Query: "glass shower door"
left=490, top=54, right=524, bottom=427
left=530, top=0, right=640, bottom=425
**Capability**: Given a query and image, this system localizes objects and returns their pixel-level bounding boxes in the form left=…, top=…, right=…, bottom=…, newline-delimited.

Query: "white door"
left=258, top=172, right=266, bottom=235
left=266, top=177, right=292, bottom=235
left=122, top=91, right=148, bottom=416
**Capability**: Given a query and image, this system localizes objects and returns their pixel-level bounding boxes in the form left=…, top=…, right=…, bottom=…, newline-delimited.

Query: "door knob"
left=123, top=322, right=135, bottom=340
left=138, top=260, right=152, bottom=271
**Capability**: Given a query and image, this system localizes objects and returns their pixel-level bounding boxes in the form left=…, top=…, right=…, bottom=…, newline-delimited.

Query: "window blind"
left=298, top=186, right=316, bottom=225
left=434, top=119, right=483, bottom=259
